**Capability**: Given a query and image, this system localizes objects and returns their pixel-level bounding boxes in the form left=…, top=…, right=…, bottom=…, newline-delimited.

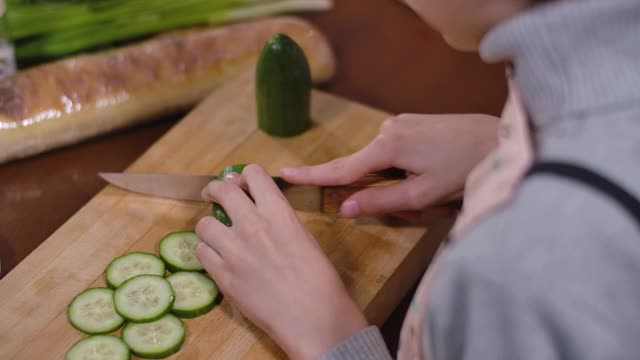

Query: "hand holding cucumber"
left=281, top=113, right=500, bottom=218
left=193, top=113, right=499, bottom=358
left=196, top=164, right=368, bottom=359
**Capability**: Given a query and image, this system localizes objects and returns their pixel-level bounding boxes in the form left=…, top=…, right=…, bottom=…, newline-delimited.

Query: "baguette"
left=0, top=17, right=335, bottom=164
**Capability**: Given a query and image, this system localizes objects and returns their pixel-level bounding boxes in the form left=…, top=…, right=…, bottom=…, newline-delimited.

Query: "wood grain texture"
left=0, top=72, right=452, bottom=359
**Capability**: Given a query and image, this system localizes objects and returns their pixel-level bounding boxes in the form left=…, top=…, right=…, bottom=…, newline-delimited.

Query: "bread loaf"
left=0, top=17, right=335, bottom=164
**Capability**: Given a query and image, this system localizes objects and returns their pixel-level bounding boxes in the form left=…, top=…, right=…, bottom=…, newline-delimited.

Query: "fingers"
left=223, top=172, right=242, bottom=186
left=224, top=164, right=295, bottom=212
left=201, top=179, right=254, bottom=220
left=280, top=136, right=391, bottom=186
left=340, top=176, right=437, bottom=217
left=196, top=216, right=233, bottom=256
left=240, top=165, right=288, bottom=206
left=195, top=242, right=223, bottom=276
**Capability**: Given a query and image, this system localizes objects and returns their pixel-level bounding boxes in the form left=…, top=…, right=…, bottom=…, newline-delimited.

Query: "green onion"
left=2, top=0, right=333, bottom=59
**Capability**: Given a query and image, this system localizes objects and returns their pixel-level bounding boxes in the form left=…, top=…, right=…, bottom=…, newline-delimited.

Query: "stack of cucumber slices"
left=66, top=231, right=218, bottom=360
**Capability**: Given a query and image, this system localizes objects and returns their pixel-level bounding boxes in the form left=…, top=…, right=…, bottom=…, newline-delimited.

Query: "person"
left=194, top=0, right=640, bottom=358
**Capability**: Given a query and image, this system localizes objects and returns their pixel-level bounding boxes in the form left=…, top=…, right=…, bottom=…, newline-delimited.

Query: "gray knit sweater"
left=321, top=0, right=640, bottom=359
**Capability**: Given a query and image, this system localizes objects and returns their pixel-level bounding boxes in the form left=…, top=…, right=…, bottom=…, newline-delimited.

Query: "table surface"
left=0, top=0, right=507, bottom=354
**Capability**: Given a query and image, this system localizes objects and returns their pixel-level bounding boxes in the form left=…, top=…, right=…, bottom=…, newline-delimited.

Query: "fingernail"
left=280, top=167, right=297, bottom=177
left=341, top=200, right=361, bottom=218
left=224, top=172, right=240, bottom=181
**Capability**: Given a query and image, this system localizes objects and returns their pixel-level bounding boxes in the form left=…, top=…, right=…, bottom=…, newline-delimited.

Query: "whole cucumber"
left=256, top=33, right=311, bottom=137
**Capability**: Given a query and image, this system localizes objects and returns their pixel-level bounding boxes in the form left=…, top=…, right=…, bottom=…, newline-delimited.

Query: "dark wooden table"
left=0, top=0, right=507, bottom=355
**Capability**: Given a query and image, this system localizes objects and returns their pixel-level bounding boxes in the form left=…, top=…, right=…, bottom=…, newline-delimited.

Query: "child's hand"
left=195, top=164, right=368, bottom=359
left=281, top=114, right=498, bottom=218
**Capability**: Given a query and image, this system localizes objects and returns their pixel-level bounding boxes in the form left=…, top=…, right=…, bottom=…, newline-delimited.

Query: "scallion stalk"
left=5, top=0, right=333, bottom=59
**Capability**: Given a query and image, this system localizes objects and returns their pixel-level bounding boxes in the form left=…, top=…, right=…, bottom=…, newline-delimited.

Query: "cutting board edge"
left=363, top=218, right=454, bottom=327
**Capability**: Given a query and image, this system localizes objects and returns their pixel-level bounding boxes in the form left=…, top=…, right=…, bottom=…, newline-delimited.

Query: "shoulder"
left=428, top=173, right=640, bottom=324
left=424, top=175, right=640, bottom=359
left=442, top=173, right=640, bottom=287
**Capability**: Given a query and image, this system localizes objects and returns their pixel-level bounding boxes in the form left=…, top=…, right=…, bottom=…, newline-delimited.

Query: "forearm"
left=320, top=326, right=392, bottom=360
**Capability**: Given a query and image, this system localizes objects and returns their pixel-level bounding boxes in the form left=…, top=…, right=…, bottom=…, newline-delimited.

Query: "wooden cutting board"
left=0, top=71, right=452, bottom=359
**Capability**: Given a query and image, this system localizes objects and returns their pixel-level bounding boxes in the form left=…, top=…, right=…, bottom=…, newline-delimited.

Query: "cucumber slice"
left=122, top=314, right=185, bottom=359
left=167, top=272, right=219, bottom=318
left=106, top=252, right=166, bottom=288
left=66, top=335, right=130, bottom=360
left=159, top=231, right=204, bottom=272
left=113, top=275, right=174, bottom=323
left=68, top=288, right=125, bottom=335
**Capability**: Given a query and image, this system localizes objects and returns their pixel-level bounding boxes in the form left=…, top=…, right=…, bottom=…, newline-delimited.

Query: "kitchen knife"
left=99, top=171, right=405, bottom=213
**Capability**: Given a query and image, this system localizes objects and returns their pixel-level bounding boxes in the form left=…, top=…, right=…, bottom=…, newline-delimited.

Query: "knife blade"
left=99, top=172, right=330, bottom=212
left=98, top=171, right=464, bottom=217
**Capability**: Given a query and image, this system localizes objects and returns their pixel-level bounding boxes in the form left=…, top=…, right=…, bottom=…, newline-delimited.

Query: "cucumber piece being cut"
left=66, top=335, right=130, bottom=360
left=68, top=288, right=125, bottom=335
left=122, top=314, right=185, bottom=359
left=106, top=252, right=166, bottom=288
left=212, top=163, right=248, bottom=227
left=219, top=164, right=248, bottom=178
left=159, top=231, right=204, bottom=272
left=167, top=272, right=219, bottom=318
left=113, top=275, right=174, bottom=323
left=256, top=33, right=312, bottom=137
left=212, top=203, right=232, bottom=227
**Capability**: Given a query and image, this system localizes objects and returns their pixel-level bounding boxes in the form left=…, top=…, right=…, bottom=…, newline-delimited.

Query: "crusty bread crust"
left=0, top=17, right=335, bottom=163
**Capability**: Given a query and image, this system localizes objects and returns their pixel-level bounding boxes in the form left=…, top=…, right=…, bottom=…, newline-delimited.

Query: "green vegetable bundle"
left=1, top=0, right=332, bottom=59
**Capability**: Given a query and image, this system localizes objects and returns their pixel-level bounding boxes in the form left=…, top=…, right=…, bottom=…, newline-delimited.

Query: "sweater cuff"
left=320, top=326, right=392, bottom=360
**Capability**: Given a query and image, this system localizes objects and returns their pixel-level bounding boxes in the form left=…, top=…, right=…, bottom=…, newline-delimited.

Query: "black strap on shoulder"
left=527, top=162, right=640, bottom=226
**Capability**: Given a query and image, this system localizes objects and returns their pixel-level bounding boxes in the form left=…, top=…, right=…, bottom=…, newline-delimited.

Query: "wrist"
left=281, top=297, right=368, bottom=359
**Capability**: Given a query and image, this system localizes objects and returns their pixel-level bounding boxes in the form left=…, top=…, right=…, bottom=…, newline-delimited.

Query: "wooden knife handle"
left=321, top=171, right=404, bottom=214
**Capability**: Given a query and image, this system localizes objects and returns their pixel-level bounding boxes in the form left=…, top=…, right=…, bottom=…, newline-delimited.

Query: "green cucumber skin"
left=114, top=275, right=175, bottom=323
left=212, top=164, right=248, bottom=227
left=67, top=288, right=125, bottom=335
left=105, top=252, right=166, bottom=289
left=129, top=336, right=185, bottom=360
left=164, top=260, right=205, bottom=274
left=159, top=231, right=206, bottom=273
left=123, top=316, right=185, bottom=359
left=106, top=277, right=118, bottom=289
left=130, top=340, right=184, bottom=360
left=219, top=164, right=248, bottom=178
left=171, top=300, right=216, bottom=319
left=114, top=305, right=172, bottom=324
left=167, top=272, right=219, bottom=319
left=256, top=33, right=312, bottom=137
left=114, top=304, right=172, bottom=324
left=212, top=203, right=232, bottom=227
left=67, top=311, right=124, bottom=336
left=66, top=335, right=131, bottom=360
